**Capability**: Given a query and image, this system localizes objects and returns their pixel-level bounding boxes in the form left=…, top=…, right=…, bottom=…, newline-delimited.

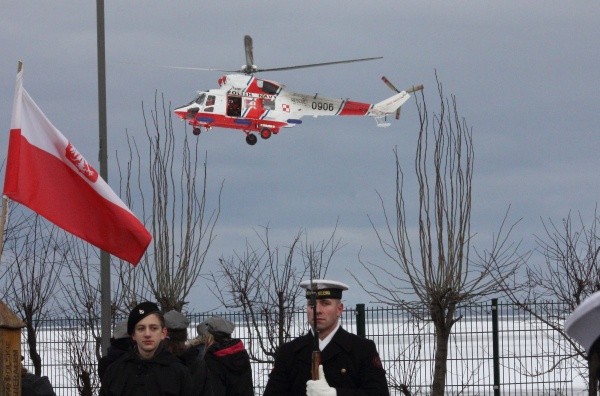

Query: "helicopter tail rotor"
left=381, top=76, right=402, bottom=119
left=405, top=84, right=424, bottom=94
left=381, top=76, right=423, bottom=119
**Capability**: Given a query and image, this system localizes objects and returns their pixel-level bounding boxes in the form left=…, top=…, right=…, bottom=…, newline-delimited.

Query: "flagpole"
left=0, top=196, right=7, bottom=260
left=96, top=0, right=111, bottom=356
left=0, top=61, right=22, bottom=263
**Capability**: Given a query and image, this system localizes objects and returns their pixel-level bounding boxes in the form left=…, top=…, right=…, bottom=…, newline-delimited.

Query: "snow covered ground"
left=23, top=313, right=587, bottom=395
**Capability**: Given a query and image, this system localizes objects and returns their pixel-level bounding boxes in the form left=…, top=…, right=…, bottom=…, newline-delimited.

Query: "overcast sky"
left=1, top=2, right=599, bottom=312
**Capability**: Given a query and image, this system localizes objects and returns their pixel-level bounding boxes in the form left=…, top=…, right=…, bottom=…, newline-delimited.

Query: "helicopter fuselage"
left=174, top=73, right=410, bottom=145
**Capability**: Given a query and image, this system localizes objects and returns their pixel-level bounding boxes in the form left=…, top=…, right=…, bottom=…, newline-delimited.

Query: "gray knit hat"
left=197, top=315, right=235, bottom=336
left=164, top=310, right=190, bottom=330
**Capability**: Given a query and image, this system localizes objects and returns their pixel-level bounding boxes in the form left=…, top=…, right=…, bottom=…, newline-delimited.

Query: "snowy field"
left=23, top=314, right=588, bottom=395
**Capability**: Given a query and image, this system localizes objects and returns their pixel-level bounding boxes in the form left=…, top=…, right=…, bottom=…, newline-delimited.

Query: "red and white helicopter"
left=173, top=36, right=422, bottom=145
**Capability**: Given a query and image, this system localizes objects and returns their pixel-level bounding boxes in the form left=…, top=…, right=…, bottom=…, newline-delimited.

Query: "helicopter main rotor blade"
left=155, top=65, right=232, bottom=72
left=118, top=61, right=233, bottom=72
left=244, top=35, right=254, bottom=68
left=255, top=56, right=383, bottom=73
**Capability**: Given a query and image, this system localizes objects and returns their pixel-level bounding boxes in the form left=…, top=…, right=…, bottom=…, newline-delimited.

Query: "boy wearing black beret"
left=100, top=302, right=194, bottom=395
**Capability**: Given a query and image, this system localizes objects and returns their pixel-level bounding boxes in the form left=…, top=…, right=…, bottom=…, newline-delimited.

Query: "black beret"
left=127, top=301, right=160, bottom=335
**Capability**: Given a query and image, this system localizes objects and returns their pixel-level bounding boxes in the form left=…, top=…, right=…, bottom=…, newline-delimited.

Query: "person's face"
left=307, top=298, right=343, bottom=340
left=132, top=313, right=167, bottom=359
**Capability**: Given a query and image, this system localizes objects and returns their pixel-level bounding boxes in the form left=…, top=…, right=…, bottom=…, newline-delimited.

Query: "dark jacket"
left=176, top=344, right=213, bottom=396
left=263, top=327, right=389, bottom=396
left=21, top=372, right=56, bottom=396
left=98, top=337, right=133, bottom=382
left=204, top=339, right=254, bottom=396
left=100, top=345, right=193, bottom=396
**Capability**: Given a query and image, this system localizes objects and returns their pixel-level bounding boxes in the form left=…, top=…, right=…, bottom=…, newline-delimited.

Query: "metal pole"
left=492, top=298, right=501, bottom=396
left=96, top=0, right=111, bottom=356
left=356, top=303, right=365, bottom=338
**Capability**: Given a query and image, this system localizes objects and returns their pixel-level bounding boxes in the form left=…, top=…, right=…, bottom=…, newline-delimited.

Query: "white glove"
left=306, top=365, right=336, bottom=396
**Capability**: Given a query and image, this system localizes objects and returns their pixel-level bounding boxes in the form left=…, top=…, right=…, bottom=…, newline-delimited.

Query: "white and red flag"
left=2, top=69, right=151, bottom=265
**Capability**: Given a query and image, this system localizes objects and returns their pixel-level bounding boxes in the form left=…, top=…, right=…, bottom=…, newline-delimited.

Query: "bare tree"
left=501, top=208, right=600, bottom=394
left=531, top=208, right=600, bottom=308
left=1, top=212, right=64, bottom=376
left=208, top=225, right=342, bottom=363
left=0, top=199, right=28, bottom=285
left=118, top=93, right=222, bottom=312
left=63, top=326, right=99, bottom=396
left=354, top=76, right=525, bottom=396
left=386, top=311, right=426, bottom=396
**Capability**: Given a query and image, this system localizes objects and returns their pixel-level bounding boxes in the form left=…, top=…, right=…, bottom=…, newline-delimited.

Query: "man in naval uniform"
left=263, top=279, right=389, bottom=396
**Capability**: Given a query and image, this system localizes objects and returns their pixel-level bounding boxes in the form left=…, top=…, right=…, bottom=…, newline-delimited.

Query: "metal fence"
left=21, top=300, right=587, bottom=395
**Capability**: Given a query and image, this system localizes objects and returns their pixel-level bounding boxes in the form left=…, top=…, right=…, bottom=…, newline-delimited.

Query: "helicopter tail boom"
left=372, top=91, right=411, bottom=115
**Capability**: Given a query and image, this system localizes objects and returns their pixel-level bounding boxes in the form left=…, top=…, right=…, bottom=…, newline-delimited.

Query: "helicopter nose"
left=174, top=106, right=198, bottom=120
left=173, top=106, right=187, bottom=119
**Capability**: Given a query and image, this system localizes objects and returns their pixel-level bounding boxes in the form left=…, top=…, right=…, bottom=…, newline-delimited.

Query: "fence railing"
left=21, top=300, right=587, bottom=395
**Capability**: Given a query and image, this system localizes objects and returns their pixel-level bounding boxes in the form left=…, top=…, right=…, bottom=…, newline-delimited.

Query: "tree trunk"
left=25, top=319, right=41, bottom=376
left=430, top=300, right=456, bottom=396
left=278, top=291, right=285, bottom=347
left=431, top=323, right=451, bottom=396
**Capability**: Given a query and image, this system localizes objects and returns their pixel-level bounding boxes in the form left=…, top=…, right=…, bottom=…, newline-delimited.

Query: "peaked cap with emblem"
left=299, top=279, right=349, bottom=300
left=127, top=301, right=161, bottom=335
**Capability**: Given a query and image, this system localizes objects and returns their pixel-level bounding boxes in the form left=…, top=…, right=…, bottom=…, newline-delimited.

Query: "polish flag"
left=2, top=69, right=151, bottom=265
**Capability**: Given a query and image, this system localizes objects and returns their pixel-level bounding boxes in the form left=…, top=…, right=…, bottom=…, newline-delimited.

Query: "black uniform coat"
left=263, top=327, right=389, bottom=396
left=100, top=345, right=193, bottom=396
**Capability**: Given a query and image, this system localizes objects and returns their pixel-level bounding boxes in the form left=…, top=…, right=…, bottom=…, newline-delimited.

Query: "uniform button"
left=341, top=368, right=347, bottom=374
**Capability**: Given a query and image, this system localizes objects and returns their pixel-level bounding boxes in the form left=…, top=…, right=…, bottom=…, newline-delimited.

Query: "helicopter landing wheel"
left=193, top=127, right=201, bottom=136
left=246, top=134, right=257, bottom=145
left=260, top=128, right=272, bottom=139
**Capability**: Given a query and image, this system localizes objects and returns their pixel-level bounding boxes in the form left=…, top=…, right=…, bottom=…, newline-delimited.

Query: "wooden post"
left=0, top=300, right=25, bottom=396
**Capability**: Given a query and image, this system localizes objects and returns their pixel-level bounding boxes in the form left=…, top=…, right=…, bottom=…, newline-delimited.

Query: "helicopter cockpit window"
left=256, top=80, right=280, bottom=95
left=203, top=95, right=216, bottom=112
left=194, top=93, right=206, bottom=105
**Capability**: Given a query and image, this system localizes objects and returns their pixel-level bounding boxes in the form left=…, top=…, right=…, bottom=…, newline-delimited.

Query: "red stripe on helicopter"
left=189, top=112, right=287, bottom=132
left=245, top=78, right=282, bottom=96
left=338, top=101, right=372, bottom=116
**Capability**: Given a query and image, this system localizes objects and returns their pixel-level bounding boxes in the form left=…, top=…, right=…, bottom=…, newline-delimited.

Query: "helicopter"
left=173, top=35, right=423, bottom=145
